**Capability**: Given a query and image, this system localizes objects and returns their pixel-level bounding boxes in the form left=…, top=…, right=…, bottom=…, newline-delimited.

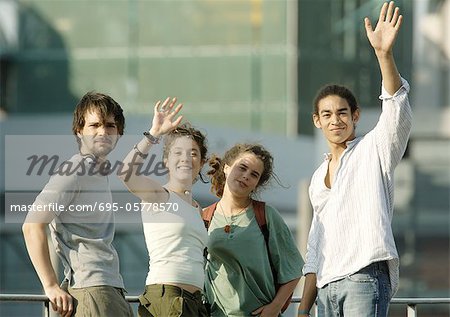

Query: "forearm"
left=376, top=51, right=402, bottom=96
left=298, top=273, right=317, bottom=315
left=22, top=223, right=59, bottom=291
left=271, top=277, right=300, bottom=309
left=119, top=136, right=156, bottom=183
left=119, top=131, right=167, bottom=202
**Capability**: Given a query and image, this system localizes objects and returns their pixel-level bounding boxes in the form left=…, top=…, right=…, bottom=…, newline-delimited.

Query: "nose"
left=180, top=151, right=191, bottom=162
left=97, top=125, right=107, bottom=135
left=331, top=114, right=341, bottom=125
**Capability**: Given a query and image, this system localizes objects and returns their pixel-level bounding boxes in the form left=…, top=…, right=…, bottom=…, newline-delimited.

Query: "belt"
left=146, top=284, right=203, bottom=302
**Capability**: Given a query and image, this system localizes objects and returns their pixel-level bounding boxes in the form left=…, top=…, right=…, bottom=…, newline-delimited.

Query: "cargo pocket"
left=167, top=296, right=183, bottom=317
left=138, top=291, right=158, bottom=317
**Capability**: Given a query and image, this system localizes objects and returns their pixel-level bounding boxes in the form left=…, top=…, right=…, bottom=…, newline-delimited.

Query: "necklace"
left=166, top=186, right=191, bottom=196
left=217, top=201, right=250, bottom=234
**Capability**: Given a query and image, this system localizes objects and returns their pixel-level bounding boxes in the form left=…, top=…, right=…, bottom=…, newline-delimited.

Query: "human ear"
left=223, top=164, right=231, bottom=177
left=313, top=114, right=321, bottom=129
left=352, top=109, right=360, bottom=124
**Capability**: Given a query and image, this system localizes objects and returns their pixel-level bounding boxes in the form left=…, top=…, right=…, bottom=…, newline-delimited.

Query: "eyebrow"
left=172, top=147, right=199, bottom=152
left=239, top=162, right=261, bottom=177
left=319, top=107, right=349, bottom=114
left=86, top=121, right=117, bottom=127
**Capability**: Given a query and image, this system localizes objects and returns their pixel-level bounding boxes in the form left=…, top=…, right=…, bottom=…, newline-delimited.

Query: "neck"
left=328, top=142, right=348, bottom=162
left=165, top=181, right=192, bottom=196
left=220, top=192, right=252, bottom=214
left=79, top=152, right=107, bottom=164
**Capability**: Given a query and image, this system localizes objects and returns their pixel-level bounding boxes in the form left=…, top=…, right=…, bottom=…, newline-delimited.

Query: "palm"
left=150, top=97, right=183, bottom=136
left=367, top=23, right=397, bottom=52
left=365, top=2, right=402, bottom=54
left=152, top=111, right=175, bottom=133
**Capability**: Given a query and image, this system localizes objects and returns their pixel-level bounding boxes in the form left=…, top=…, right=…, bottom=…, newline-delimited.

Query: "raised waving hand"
left=365, top=1, right=403, bottom=94
left=149, top=97, right=183, bottom=137
left=364, top=1, right=403, bottom=56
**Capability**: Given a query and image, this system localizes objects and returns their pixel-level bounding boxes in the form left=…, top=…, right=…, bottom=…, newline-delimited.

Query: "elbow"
left=22, top=222, right=46, bottom=239
left=117, top=173, right=126, bottom=183
left=22, top=222, right=33, bottom=239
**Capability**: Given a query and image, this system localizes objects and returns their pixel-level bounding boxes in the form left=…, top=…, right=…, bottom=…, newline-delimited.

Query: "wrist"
left=143, top=131, right=161, bottom=144
left=148, top=128, right=160, bottom=138
left=43, top=282, right=60, bottom=292
left=298, top=309, right=311, bottom=316
left=374, top=50, right=394, bottom=60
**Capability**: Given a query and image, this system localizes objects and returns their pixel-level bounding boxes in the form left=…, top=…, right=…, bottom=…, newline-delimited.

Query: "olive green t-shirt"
left=205, top=204, right=303, bottom=317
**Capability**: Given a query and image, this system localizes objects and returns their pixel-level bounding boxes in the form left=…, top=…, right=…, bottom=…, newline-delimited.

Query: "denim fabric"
left=317, top=261, right=391, bottom=317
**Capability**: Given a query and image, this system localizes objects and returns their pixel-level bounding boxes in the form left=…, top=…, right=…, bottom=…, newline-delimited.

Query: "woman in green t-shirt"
left=204, top=143, right=304, bottom=317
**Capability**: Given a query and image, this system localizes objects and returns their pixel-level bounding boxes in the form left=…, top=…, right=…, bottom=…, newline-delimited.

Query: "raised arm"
left=119, top=97, right=183, bottom=202
left=365, top=1, right=403, bottom=95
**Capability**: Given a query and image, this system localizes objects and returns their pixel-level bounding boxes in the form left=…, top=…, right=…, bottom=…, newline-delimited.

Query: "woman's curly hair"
left=207, top=143, right=279, bottom=198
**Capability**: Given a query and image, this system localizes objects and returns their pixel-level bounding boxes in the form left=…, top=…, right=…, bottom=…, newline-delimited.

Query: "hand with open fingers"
left=45, top=285, right=73, bottom=317
left=364, top=1, right=403, bottom=55
left=149, top=97, right=183, bottom=137
left=251, top=302, right=281, bottom=317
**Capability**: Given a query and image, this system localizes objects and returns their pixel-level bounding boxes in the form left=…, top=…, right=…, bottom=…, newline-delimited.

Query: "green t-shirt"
left=205, top=204, right=304, bottom=317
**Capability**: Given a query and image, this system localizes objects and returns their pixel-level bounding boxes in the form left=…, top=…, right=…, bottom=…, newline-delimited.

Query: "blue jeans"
left=317, top=261, right=391, bottom=317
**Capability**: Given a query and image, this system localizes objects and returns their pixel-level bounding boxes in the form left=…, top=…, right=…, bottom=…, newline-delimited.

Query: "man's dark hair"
left=313, top=84, right=359, bottom=115
left=72, top=92, right=125, bottom=144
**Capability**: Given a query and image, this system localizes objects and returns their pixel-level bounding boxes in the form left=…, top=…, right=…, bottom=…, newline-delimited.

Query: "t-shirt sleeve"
left=33, top=172, right=79, bottom=216
left=266, top=204, right=304, bottom=284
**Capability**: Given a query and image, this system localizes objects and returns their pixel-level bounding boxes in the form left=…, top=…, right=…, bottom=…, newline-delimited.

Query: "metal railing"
left=1, top=294, right=449, bottom=317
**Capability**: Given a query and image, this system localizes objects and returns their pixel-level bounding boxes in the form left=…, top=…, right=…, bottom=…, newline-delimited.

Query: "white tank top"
left=142, top=192, right=208, bottom=289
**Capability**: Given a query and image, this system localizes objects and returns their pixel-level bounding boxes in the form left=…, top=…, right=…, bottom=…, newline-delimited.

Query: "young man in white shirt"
left=298, top=2, right=412, bottom=316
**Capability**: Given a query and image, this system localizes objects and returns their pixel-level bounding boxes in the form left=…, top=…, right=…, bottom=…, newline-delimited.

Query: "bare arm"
left=298, top=273, right=317, bottom=316
left=252, top=278, right=300, bottom=317
left=365, top=1, right=403, bottom=95
left=22, top=211, right=73, bottom=317
left=119, top=97, right=183, bottom=202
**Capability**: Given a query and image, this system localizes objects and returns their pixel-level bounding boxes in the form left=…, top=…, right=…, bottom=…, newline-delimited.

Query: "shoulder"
left=43, top=154, right=100, bottom=192
left=261, top=203, right=285, bottom=225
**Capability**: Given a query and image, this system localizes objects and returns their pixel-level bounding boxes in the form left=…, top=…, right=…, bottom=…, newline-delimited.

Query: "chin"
left=173, top=174, right=194, bottom=183
left=95, top=148, right=113, bottom=157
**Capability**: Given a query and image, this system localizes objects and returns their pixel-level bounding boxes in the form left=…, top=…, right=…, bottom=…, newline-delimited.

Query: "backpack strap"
left=253, top=200, right=292, bottom=312
left=252, top=200, right=278, bottom=285
left=201, top=202, right=218, bottom=230
left=252, top=200, right=268, bottom=240
left=201, top=202, right=218, bottom=260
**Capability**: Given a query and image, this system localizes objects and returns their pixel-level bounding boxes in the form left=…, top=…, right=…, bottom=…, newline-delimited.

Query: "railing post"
left=407, top=304, right=417, bottom=317
left=44, top=301, right=50, bottom=317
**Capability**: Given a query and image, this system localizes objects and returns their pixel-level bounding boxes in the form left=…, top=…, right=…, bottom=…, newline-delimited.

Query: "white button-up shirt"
left=302, top=78, right=412, bottom=297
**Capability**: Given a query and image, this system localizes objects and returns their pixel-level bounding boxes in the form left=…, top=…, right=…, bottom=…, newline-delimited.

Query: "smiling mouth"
left=237, top=180, right=247, bottom=187
left=177, top=166, right=192, bottom=170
